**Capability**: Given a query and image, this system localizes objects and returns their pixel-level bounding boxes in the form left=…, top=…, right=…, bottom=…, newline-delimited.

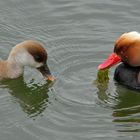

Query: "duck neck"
left=6, top=59, right=24, bottom=79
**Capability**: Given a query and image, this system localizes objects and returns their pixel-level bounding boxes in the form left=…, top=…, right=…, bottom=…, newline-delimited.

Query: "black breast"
left=114, top=63, right=140, bottom=90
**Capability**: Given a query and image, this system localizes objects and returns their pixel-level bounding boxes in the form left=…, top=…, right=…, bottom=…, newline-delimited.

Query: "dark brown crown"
left=24, top=40, right=48, bottom=64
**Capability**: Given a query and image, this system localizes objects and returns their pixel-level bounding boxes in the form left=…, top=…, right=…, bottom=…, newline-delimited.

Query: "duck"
left=0, top=40, right=55, bottom=81
left=98, top=31, right=140, bottom=89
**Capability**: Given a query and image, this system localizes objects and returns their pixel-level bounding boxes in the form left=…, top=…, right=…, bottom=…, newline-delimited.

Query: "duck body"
left=0, top=40, right=54, bottom=81
left=114, top=63, right=140, bottom=90
left=98, top=31, right=140, bottom=89
left=0, top=60, right=23, bottom=80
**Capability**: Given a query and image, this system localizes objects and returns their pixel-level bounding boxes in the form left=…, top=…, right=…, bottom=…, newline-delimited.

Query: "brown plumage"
left=114, top=32, right=140, bottom=66
left=0, top=40, right=55, bottom=81
left=98, top=31, right=140, bottom=89
left=19, top=40, right=48, bottom=63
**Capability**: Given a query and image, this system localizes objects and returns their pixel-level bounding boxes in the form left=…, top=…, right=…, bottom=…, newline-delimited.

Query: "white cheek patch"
left=35, top=62, right=43, bottom=68
left=14, top=49, right=42, bottom=68
left=8, top=46, right=44, bottom=69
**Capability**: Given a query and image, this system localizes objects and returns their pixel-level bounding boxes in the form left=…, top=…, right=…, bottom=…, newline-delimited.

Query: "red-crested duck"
left=98, top=31, right=140, bottom=89
left=0, top=40, right=55, bottom=81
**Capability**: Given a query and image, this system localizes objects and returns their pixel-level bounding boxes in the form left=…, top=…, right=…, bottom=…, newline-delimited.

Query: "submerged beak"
left=37, top=64, right=55, bottom=81
left=98, top=52, right=121, bottom=70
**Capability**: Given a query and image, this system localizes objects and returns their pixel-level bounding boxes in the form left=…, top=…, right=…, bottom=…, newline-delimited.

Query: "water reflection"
left=95, top=74, right=140, bottom=132
left=94, top=69, right=110, bottom=103
left=0, top=77, right=52, bottom=118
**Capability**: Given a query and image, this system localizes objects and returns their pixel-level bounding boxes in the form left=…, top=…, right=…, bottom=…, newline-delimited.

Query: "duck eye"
left=122, top=55, right=128, bottom=62
left=34, top=55, right=42, bottom=62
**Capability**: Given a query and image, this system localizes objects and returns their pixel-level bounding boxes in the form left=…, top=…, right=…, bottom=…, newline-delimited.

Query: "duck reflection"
left=112, top=85, right=140, bottom=120
left=112, top=85, right=140, bottom=132
left=95, top=73, right=140, bottom=132
left=0, top=77, right=52, bottom=118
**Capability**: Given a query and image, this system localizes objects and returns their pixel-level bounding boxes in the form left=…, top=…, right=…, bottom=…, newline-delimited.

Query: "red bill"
left=98, top=52, right=121, bottom=70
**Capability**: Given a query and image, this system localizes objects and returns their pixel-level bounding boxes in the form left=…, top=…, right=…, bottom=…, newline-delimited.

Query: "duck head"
left=98, top=31, right=140, bottom=70
left=8, top=40, right=55, bottom=81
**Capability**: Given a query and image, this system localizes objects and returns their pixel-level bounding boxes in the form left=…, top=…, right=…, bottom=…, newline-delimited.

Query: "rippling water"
left=1, top=0, right=140, bottom=139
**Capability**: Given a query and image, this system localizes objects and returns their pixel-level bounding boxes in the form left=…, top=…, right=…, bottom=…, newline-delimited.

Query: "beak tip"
left=47, top=76, right=56, bottom=82
left=98, top=63, right=108, bottom=70
left=98, top=65, right=102, bottom=70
